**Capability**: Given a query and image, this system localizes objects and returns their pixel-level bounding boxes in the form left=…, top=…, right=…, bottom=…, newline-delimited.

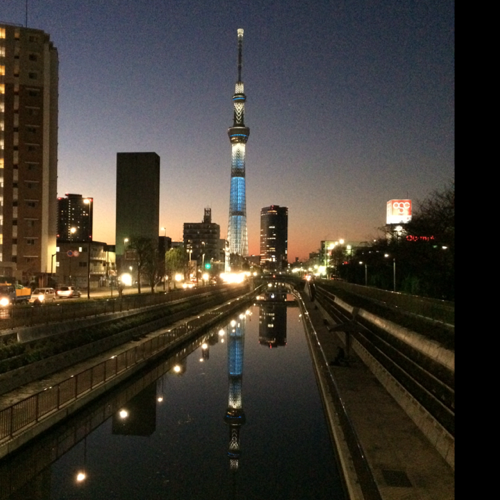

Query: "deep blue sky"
left=1, top=0, right=454, bottom=260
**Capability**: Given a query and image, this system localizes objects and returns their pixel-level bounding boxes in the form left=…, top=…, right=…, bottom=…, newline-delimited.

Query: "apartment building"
left=0, top=23, right=58, bottom=284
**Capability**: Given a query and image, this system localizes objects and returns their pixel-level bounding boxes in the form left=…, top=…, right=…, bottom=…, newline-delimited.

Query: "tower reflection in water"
left=224, top=311, right=250, bottom=471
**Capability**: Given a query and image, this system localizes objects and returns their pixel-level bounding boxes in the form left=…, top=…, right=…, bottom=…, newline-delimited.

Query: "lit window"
left=0, top=28, right=6, bottom=39
left=0, top=66, right=4, bottom=76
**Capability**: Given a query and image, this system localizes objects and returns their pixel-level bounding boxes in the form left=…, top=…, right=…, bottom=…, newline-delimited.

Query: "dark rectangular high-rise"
left=115, top=153, right=160, bottom=256
left=260, top=205, right=288, bottom=270
left=57, top=193, right=93, bottom=241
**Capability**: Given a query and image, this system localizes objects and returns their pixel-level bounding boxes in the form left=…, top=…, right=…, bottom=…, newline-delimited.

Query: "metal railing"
left=296, top=290, right=383, bottom=500
left=0, top=286, right=228, bottom=331
left=0, top=324, right=180, bottom=443
left=0, top=287, right=258, bottom=445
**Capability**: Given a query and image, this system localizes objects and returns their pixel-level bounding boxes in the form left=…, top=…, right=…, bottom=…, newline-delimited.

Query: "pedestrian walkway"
left=301, top=291, right=454, bottom=500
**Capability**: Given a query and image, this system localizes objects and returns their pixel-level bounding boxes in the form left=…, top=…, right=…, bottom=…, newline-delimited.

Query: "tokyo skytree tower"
left=227, top=28, right=250, bottom=259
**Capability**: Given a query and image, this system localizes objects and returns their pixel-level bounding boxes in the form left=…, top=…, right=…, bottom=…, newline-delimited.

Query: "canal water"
left=1, top=291, right=346, bottom=500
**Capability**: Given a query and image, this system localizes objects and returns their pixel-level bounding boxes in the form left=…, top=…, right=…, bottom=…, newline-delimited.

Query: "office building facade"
left=0, top=23, right=58, bottom=283
left=183, top=208, right=220, bottom=267
left=260, top=205, right=288, bottom=270
left=115, top=152, right=160, bottom=258
left=57, top=193, right=93, bottom=242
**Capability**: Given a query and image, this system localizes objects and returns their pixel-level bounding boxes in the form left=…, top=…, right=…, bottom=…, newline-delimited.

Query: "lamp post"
left=198, top=242, right=205, bottom=285
left=51, top=253, right=56, bottom=281
left=385, top=254, right=396, bottom=291
left=68, top=227, right=77, bottom=285
left=187, top=244, right=193, bottom=282
left=359, top=261, right=368, bottom=286
left=82, top=197, right=93, bottom=299
left=87, top=240, right=91, bottom=299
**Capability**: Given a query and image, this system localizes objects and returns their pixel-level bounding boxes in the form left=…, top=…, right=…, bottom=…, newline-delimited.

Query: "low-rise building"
left=55, top=241, right=115, bottom=290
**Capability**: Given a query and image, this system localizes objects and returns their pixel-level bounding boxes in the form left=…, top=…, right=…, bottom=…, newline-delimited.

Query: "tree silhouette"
left=125, top=236, right=157, bottom=294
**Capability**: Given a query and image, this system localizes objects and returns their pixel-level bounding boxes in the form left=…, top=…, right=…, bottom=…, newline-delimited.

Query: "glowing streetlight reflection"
left=76, top=471, right=87, bottom=482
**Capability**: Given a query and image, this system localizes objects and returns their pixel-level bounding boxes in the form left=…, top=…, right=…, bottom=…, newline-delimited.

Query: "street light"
left=198, top=242, right=205, bottom=285
left=385, top=254, right=396, bottom=291
left=87, top=240, right=91, bottom=299
left=82, top=198, right=93, bottom=299
left=51, top=253, right=57, bottom=277
left=359, top=261, right=368, bottom=286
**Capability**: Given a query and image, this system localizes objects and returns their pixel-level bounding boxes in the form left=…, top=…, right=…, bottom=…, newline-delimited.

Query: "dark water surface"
left=3, top=296, right=346, bottom=500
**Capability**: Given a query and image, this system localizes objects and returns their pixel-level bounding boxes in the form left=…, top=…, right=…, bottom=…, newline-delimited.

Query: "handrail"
left=0, top=284, right=263, bottom=448
left=295, top=290, right=383, bottom=500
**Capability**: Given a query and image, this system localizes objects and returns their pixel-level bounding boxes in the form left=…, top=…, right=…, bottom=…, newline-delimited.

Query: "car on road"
left=29, top=288, right=57, bottom=303
left=56, top=286, right=82, bottom=298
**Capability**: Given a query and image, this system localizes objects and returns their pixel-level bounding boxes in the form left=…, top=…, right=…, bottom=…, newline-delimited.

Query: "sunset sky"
left=1, top=0, right=454, bottom=261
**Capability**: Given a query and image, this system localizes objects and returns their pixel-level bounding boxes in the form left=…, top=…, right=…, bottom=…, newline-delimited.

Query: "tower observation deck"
left=227, top=28, right=249, bottom=261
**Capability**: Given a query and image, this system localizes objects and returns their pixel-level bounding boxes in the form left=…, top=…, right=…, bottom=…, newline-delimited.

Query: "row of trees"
left=122, top=238, right=256, bottom=293
left=330, top=182, right=455, bottom=300
left=123, top=238, right=188, bottom=293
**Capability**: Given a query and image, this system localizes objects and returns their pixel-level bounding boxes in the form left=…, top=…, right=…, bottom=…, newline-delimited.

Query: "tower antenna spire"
left=237, top=28, right=244, bottom=82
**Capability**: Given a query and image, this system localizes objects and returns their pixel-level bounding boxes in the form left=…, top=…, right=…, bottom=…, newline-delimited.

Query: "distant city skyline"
left=1, top=1, right=455, bottom=261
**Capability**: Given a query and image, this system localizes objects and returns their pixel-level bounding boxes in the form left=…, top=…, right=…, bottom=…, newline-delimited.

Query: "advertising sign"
left=386, top=199, right=412, bottom=224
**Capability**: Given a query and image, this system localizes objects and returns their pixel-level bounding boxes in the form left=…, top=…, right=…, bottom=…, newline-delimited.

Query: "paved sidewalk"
left=301, top=292, right=454, bottom=500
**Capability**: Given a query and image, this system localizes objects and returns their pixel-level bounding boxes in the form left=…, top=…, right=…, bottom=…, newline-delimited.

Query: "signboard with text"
left=386, top=199, right=412, bottom=224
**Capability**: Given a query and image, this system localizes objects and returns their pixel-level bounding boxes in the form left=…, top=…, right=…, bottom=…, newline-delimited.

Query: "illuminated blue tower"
left=224, top=315, right=246, bottom=470
left=227, top=28, right=249, bottom=263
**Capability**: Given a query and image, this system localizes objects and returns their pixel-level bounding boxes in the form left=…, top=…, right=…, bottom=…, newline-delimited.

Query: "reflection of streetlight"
left=76, top=471, right=86, bottom=483
left=75, top=436, right=88, bottom=484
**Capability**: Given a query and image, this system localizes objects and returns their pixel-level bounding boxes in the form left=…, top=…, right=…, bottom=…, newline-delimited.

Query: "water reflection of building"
left=112, top=383, right=157, bottom=436
left=258, top=283, right=295, bottom=348
left=259, top=302, right=287, bottom=348
left=224, top=314, right=247, bottom=470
